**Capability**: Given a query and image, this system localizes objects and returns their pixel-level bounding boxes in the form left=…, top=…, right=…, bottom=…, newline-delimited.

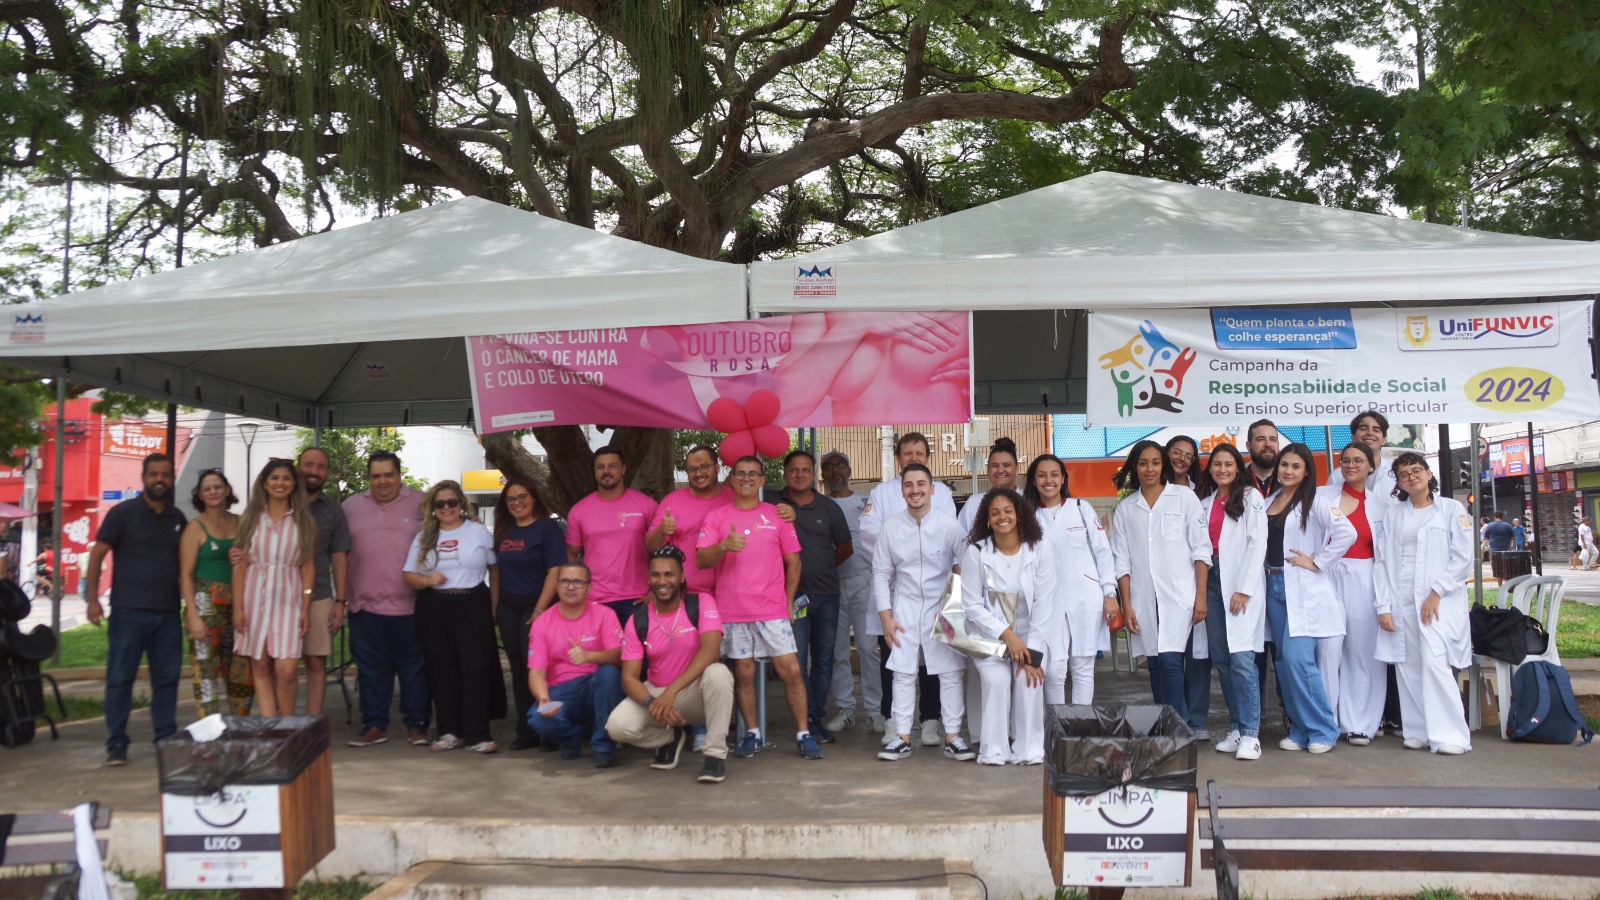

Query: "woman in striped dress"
left=232, top=459, right=317, bottom=717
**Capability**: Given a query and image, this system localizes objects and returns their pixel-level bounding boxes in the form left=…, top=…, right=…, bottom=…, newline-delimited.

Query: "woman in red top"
left=1316, top=442, right=1383, bottom=746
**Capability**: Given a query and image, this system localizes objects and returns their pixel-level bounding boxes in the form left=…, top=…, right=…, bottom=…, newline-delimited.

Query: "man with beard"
left=84, top=453, right=187, bottom=766
left=555, top=446, right=658, bottom=624
left=297, top=446, right=350, bottom=716
left=646, top=445, right=732, bottom=595
left=1246, top=419, right=1280, bottom=498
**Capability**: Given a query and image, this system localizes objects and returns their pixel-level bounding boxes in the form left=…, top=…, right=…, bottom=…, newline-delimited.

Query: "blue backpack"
left=1507, top=661, right=1594, bottom=745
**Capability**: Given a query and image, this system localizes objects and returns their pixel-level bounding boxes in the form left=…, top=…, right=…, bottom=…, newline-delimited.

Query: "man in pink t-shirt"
left=561, top=446, right=658, bottom=625
left=696, top=455, right=819, bottom=761
left=527, top=562, right=625, bottom=767
left=646, top=444, right=733, bottom=593
left=604, top=546, right=734, bottom=783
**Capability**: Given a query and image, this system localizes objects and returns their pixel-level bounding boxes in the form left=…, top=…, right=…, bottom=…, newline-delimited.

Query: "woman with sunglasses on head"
left=179, top=469, right=252, bottom=716
left=1315, top=442, right=1390, bottom=746
left=1195, top=444, right=1267, bottom=759
left=1373, top=453, right=1473, bottom=754
left=1024, top=454, right=1117, bottom=706
left=1110, top=441, right=1210, bottom=721
left=1264, top=443, right=1355, bottom=754
left=491, top=476, right=565, bottom=751
left=403, top=481, right=503, bottom=753
left=233, top=460, right=317, bottom=717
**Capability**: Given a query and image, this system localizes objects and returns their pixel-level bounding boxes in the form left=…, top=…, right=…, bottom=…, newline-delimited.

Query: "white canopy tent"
left=750, top=171, right=1600, bottom=413
left=1, top=197, right=746, bottom=427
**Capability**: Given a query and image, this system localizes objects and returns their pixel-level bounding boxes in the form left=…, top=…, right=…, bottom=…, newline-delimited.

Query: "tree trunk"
left=480, top=426, right=675, bottom=517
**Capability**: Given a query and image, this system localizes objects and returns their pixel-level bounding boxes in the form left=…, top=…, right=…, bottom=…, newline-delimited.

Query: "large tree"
left=5, top=0, right=1421, bottom=508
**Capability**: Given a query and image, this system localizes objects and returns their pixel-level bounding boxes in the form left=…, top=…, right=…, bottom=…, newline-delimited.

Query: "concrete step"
left=371, top=858, right=983, bottom=900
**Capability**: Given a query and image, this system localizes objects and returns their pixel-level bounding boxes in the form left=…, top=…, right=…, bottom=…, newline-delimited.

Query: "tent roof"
left=1, top=197, right=745, bottom=427
left=750, top=171, right=1600, bottom=312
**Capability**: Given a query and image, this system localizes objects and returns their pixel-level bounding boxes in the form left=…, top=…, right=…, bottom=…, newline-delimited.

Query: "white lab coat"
left=1110, top=484, right=1210, bottom=656
left=1323, top=469, right=1399, bottom=525
left=1373, top=497, right=1474, bottom=668
left=1197, top=487, right=1269, bottom=654
left=1037, top=500, right=1116, bottom=660
left=1265, top=489, right=1357, bottom=639
left=870, top=509, right=966, bottom=675
left=959, top=540, right=1056, bottom=658
left=858, top=477, right=958, bottom=562
left=957, top=487, right=1023, bottom=534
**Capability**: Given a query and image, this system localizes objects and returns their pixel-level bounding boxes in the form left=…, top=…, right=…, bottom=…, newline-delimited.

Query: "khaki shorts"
left=302, top=597, right=336, bottom=657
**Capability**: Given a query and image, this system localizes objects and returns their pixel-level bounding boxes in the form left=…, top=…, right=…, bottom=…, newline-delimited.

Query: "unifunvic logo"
left=1097, top=320, right=1197, bottom=418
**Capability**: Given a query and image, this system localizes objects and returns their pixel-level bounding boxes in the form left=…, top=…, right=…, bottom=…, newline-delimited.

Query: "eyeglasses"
left=504, top=492, right=533, bottom=504
left=558, top=578, right=590, bottom=588
left=1168, top=450, right=1195, bottom=461
left=732, top=471, right=763, bottom=480
left=432, top=498, right=462, bottom=509
left=685, top=463, right=716, bottom=475
left=1396, top=467, right=1429, bottom=481
left=1339, top=458, right=1370, bottom=467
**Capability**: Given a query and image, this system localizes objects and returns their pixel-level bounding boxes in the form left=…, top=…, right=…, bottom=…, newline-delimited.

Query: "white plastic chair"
left=1470, top=575, right=1566, bottom=738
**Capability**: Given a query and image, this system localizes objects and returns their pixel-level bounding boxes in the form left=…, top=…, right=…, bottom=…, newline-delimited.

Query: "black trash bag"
left=158, top=715, right=330, bottom=796
left=1045, top=704, right=1198, bottom=797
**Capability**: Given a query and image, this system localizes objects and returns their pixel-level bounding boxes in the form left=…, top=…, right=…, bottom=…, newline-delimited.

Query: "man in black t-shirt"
left=84, top=453, right=187, bottom=767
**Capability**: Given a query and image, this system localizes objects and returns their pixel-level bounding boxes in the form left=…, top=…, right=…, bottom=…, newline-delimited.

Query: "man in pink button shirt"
left=342, top=451, right=429, bottom=748
left=555, top=446, right=658, bottom=625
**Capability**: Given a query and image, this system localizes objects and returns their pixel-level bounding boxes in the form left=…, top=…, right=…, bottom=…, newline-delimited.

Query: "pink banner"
left=469, top=311, right=972, bottom=434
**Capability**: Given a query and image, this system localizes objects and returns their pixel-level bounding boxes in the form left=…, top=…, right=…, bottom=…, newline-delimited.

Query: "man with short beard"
left=84, top=453, right=187, bottom=766
left=297, top=446, right=350, bottom=717
left=1245, top=419, right=1280, bottom=497
left=555, top=446, right=658, bottom=624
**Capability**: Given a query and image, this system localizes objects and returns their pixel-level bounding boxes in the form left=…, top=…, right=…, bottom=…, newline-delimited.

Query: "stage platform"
left=3, top=660, right=1597, bottom=899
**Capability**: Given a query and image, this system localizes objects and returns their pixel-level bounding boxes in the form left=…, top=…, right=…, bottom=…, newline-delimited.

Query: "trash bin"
left=1490, top=550, right=1532, bottom=581
left=158, top=716, right=335, bottom=891
left=1041, top=704, right=1199, bottom=890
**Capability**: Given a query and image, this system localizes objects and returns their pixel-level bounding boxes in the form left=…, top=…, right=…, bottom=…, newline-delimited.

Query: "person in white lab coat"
left=958, top=438, right=1022, bottom=533
left=1373, top=452, right=1473, bottom=754
left=1264, top=443, right=1356, bottom=754
left=872, top=464, right=973, bottom=762
left=1110, top=440, right=1210, bottom=721
left=1195, top=443, right=1268, bottom=760
left=1023, top=453, right=1117, bottom=705
left=859, top=431, right=958, bottom=745
left=1166, top=434, right=1215, bottom=736
left=1317, top=442, right=1388, bottom=746
left=961, top=489, right=1056, bottom=765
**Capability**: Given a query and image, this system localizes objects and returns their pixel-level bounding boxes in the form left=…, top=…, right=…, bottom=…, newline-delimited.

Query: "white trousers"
left=1395, top=598, right=1472, bottom=752
left=1316, top=635, right=1343, bottom=723
left=1583, top=544, right=1598, bottom=568
left=892, top=668, right=963, bottom=739
left=1335, top=558, right=1386, bottom=739
left=1044, top=655, right=1096, bottom=705
left=975, top=656, right=1045, bottom=764
left=830, top=572, right=882, bottom=714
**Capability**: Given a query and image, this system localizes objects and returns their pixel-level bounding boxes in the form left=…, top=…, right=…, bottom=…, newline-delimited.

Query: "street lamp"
left=237, top=421, right=260, bottom=483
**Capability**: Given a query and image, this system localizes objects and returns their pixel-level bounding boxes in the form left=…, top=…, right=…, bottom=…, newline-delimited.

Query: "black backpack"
left=1507, top=661, right=1594, bottom=745
left=1470, top=603, right=1550, bottom=665
left=630, top=593, right=700, bottom=682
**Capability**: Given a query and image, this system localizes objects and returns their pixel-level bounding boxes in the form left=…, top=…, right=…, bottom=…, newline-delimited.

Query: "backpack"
left=1507, top=661, right=1595, bottom=745
left=1470, top=603, right=1550, bottom=665
left=630, top=593, right=700, bottom=682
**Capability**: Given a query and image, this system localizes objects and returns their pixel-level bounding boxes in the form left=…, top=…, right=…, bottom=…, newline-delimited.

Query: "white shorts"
left=721, top=619, right=797, bottom=660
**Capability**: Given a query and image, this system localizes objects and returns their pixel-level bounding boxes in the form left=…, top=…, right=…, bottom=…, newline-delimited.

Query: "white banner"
left=1087, top=300, right=1598, bottom=427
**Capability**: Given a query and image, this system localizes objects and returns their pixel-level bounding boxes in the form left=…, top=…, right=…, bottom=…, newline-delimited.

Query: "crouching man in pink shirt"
left=527, top=562, right=625, bottom=767
left=606, top=546, right=734, bottom=784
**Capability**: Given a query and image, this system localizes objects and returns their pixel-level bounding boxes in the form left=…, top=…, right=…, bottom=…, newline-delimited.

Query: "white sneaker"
left=1402, top=737, right=1427, bottom=750
left=919, top=720, right=942, bottom=747
left=824, top=710, right=855, bottom=732
left=1235, top=736, right=1262, bottom=760
left=1307, top=742, right=1334, bottom=754
left=1214, top=730, right=1241, bottom=753
left=1277, top=737, right=1304, bottom=751
left=1347, top=734, right=1371, bottom=746
left=869, top=714, right=887, bottom=733
left=1437, top=744, right=1467, bottom=755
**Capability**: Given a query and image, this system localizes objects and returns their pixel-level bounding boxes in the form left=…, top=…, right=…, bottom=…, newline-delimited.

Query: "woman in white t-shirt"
left=1024, top=453, right=1117, bottom=706
left=403, top=480, right=502, bottom=754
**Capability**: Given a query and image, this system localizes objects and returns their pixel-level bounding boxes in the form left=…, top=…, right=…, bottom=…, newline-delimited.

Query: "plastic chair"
left=1470, top=575, right=1566, bottom=738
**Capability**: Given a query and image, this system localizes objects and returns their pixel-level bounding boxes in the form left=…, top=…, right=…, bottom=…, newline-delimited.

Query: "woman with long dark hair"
left=1264, top=443, right=1355, bottom=753
left=1195, top=444, right=1267, bottom=759
left=1373, top=453, right=1472, bottom=754
left=1317, top=442, right=1386, bottom=745
left=1025, top=454, right=1117, bottom=705
left=959, top=437, right=1021, bottom=532
left=179, top=469, right=251, bottom=716
left=961, top=488, right=1055, bottom=765
left=1110, top=441, right=1209, bottom=720
left=491, top=476, right=564, bottom=751
left=1165, top=435, right=1209, bottom=494
left=232, top=459, right=317, bottom=717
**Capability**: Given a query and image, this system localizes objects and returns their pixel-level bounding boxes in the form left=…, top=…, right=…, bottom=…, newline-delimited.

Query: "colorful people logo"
left=1097, top=320, right=1197, bottom=417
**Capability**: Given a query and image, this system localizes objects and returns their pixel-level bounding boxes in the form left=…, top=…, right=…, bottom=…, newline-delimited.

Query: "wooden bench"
left=0, top=804, right=112, bottom=900
left=1203, top=782, right=1600, bottom=900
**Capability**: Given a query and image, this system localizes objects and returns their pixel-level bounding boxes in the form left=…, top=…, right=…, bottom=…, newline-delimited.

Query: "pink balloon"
left=719, top=430, right=757, bottom=467
left=744, top=389, right=781, bottom=428
left=753, top=424, right=790, bottom=459
left=705, top=397, right=747, bottom=434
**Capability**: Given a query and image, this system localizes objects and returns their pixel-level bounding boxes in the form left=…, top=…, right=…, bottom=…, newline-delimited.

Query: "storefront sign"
left=1491, top=436, right=1547, bottom=478
left=1537, top=471, right=1575, bottom=492
left=162, top=786, right=285, bottom=889
left=1061, top=786, right=1192, bottom=887
left=468, top=311, right=972, bottom=433
left=1087, top=301, right=1598, bottom=427
left=103, top=420, right=169, bottom=458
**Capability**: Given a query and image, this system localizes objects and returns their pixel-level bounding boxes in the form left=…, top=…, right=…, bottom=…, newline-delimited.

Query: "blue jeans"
left=1147, top=651, right=1187, bottom=722
left=1204, top=568, right=1260, bottom=737
left=349, top=610, right=431, bottom=733
left=1264, top=572, right=1338, bottom=746
left=528, top=665, right=623, bottom=753
left=104, top=608, right=182, bottom=752
left=789, top=593, right=840, bottom=727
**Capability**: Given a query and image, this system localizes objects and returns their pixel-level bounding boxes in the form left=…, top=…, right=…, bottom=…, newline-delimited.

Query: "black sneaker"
left=878, top=738, right=913, bottom=761
left=651, top=727, right=687, bottom=770
left=942, top=736, right=976, bottom=761
left=105, top=746, right=128, bottom=767
left=810, top=725, right=837, bottom=744
left=697, top=757, right=726, bottom=784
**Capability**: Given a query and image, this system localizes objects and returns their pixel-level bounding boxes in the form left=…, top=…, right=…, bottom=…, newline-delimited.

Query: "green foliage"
left=1557, top=600, right=1600, bottom=659
left=1413, top=888, right=1464, bottom=900
left=125, top=871, right=376, bottom=900
left=292, top=427, right=426, bottom=497
left=673, top=428, right=792, bottom=485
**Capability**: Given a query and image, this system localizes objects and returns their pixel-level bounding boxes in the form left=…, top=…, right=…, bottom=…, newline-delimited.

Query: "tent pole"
left=1470, top=424, right=1483, bottom=605
left=51, top=379, right=65, bottom=665
left=313, top=405, right=323, bottom=448
left=1528, top=422, right=1542, bottom=575
left=1323, top=426, right=1333, bottom=480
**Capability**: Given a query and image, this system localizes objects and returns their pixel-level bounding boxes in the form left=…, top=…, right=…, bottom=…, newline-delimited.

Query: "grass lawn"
left=43, top=624, right=189, bottom=670
left=126, top=873, right=375, bottom=900
left=1556, top=600, right=1600, bottom=658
